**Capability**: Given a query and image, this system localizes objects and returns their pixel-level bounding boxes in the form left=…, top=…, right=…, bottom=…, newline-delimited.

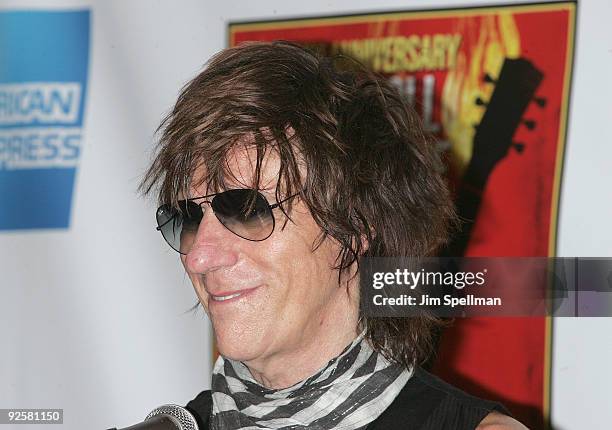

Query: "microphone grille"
left=145, top=404, right=199, bottom=430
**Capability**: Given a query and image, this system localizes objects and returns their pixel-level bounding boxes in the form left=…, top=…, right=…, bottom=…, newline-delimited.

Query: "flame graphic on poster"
left=443, top=13, right=521, bottom=175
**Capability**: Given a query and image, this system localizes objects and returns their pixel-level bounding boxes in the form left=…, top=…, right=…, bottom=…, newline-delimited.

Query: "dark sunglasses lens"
left=156, top=201, right=202, bottom=254
left=211, top=189, right=274, bottom=241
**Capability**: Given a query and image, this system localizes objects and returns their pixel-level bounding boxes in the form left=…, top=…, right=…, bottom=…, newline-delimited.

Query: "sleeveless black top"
left=185, top=367, right=510, bottom=429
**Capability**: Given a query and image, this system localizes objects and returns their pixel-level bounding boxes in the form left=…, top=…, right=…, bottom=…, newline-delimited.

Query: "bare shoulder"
left=476, top=411, right=529, bottom=430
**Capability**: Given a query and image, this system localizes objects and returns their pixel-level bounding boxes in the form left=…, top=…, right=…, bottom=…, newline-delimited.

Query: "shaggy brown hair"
left=141, top=40, right=456, bottom=369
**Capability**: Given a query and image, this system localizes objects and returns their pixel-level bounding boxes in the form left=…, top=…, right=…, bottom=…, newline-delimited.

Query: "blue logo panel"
left=0, top=11, right=90, bottom=230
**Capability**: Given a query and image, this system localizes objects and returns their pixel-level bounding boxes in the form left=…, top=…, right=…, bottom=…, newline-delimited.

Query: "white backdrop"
left=0, top=1, right=610, bottom=429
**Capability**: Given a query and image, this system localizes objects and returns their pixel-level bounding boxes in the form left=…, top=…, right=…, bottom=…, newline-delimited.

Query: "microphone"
left=108, top=404, right=199, bottom=430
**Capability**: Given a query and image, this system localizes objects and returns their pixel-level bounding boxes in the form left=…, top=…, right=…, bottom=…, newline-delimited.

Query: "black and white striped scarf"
left=209, top=331, right=413, bottom=429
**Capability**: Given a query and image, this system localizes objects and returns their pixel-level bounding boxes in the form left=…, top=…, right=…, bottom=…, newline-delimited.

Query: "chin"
left=212, top=321, right=266, bottom=362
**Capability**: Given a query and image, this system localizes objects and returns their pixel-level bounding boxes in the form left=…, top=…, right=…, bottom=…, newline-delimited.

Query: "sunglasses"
left=156, top=189, right=300, bottom=254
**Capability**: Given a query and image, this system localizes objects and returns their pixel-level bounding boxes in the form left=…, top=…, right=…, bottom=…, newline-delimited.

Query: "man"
left=142, top=41, right=526, bottom=429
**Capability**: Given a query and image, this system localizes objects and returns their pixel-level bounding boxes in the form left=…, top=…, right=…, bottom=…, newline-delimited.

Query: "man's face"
left=181, top=145, right=359, bottom=370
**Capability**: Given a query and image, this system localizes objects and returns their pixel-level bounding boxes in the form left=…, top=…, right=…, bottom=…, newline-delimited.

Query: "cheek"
left=274, top=241, right=341, bottom=311
left=270, top=211, right=341, bottom=290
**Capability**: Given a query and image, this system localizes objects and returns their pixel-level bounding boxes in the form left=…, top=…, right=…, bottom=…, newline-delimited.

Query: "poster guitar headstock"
left=444, top=58, right=544, bottom=257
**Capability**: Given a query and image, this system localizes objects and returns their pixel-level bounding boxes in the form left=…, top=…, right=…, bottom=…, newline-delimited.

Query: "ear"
left=341, top=233, right=371, bottom=291
left=345, top=234, right=369, bottom=262
left=359, top=229, right=375, bottom=255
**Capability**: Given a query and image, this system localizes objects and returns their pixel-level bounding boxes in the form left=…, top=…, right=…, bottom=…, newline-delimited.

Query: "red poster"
left=229, top=3, right=576, bottom=428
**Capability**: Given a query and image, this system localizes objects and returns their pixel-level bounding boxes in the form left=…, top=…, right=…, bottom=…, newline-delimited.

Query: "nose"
left=183, top=205, right=239, bottom=274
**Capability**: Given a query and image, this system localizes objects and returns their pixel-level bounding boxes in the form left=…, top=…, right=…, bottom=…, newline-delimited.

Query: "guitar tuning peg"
left=512, top=142, right=525, bottom=153
left=534, top=96, right=547, bottom=108
left=522, top=119, right=536, bottom=130
left=475, top=97, right=487, bottom=106
left=483, top=73, right=496, bottom=84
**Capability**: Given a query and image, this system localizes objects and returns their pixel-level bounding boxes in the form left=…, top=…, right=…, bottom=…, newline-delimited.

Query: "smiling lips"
left=209, top=286, right=260, bottom=303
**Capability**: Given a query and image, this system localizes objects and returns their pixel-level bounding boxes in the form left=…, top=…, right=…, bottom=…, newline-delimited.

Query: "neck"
left=241, top=290, right=361, bottom=389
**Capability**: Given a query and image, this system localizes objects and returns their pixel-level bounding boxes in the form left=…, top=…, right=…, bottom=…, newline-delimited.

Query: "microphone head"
left=145, top=404, right=199, bottom=430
